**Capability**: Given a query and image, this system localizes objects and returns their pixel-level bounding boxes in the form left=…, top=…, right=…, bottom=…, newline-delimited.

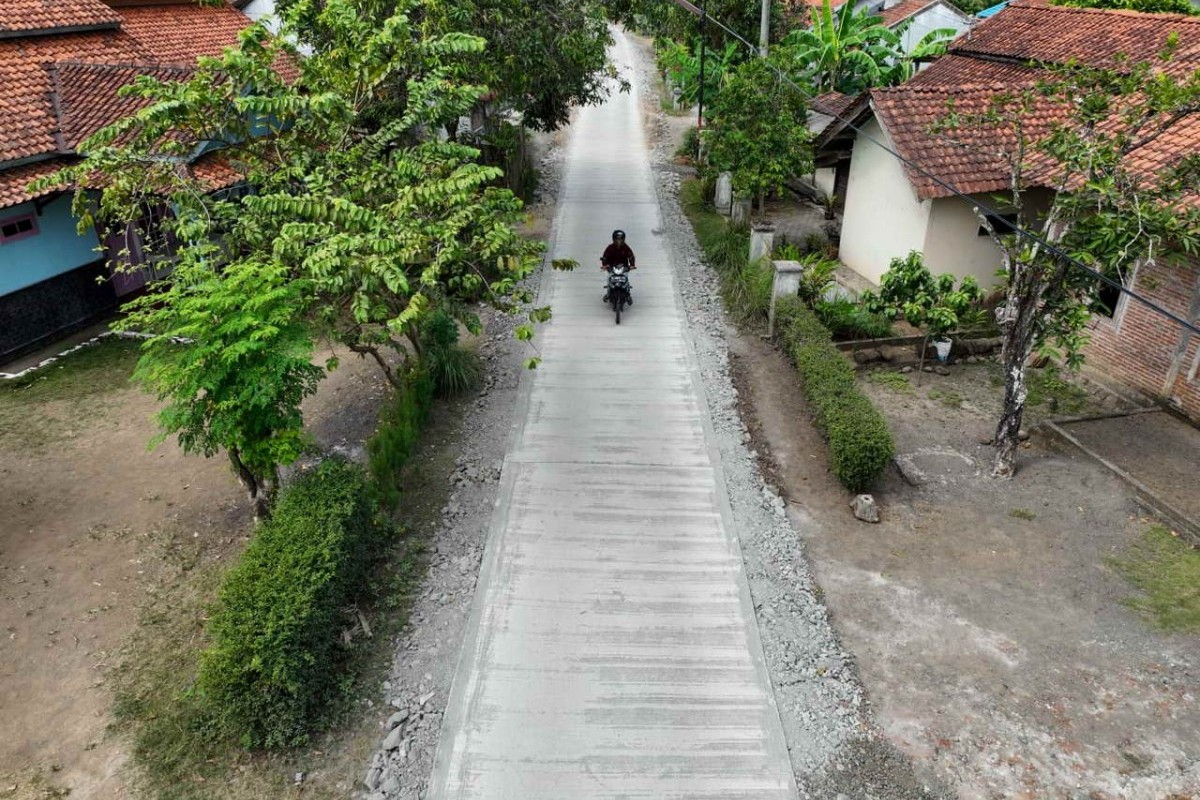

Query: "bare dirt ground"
left=0, top=338, right=390, bottom=800
left=730, top=324, right=1200, bottom=800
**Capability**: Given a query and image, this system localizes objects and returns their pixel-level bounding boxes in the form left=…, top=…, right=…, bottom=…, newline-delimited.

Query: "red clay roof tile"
left=0, top=3, right=248, bottom=166
left=0, top=0, right=120, bottom=36
left=870, top=4, right=1200, bottom=201
left=880, top=0, right=941, bottom=28
left=0, top=158, right=69, bottom=206
left=950, top=0, right=1200, bottom=68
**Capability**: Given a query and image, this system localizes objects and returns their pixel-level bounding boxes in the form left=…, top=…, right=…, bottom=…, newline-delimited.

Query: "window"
left=977, top=213, right=1018, bottom=237
left=1093, top=279, right=1123, bottom=319
left=0, top=213, right=38, bottom=244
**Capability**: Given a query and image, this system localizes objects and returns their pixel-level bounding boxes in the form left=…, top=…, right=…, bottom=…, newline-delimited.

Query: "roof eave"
left=0, top=21, right=120, bottom=40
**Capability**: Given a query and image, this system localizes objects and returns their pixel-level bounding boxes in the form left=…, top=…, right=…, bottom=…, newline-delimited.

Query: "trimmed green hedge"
left=197, top=459, right=386, bottom=749
left=775, top=297, right=895, bottom=491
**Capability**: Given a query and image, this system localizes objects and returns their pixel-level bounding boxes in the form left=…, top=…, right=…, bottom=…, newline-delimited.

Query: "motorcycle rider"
left=601, top=229, right=636, bottom=303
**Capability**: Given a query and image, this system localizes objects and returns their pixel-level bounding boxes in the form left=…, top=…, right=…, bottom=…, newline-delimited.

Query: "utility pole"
left=697, top=0, right=707, bottom=152
left=759, top=0, right=770, bottom=56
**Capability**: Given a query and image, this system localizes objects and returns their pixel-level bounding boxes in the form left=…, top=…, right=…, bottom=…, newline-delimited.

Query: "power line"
left=665, top=0, right=1200, bottom=337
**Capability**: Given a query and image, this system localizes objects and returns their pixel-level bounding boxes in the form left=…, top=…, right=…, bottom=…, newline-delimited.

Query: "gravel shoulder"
left=630, top=32, right=949, bottom=800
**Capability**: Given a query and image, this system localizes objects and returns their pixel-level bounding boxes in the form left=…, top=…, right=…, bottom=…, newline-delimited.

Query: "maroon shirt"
left=602, top=242, right=636, bottom=267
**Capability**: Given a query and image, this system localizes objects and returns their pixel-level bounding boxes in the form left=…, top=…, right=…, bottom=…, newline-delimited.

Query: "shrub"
left=421, top=310, right=481, bottom=398
left=367, top=366, right=434, bottom=506
left=816, top=298, right=894, bottom=340
left=775, top=297, right=894, bottom=491
left=676, top=126, right=700, bottom=160
left=861, top=251, right=983, bottom=339
left=795, top=252, right=838, bottom=305
left=197, top=459, right=386, bottom=749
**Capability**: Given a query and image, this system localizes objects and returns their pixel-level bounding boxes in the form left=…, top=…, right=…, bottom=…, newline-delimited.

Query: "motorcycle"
left=604, top=262, right=633, bottom=324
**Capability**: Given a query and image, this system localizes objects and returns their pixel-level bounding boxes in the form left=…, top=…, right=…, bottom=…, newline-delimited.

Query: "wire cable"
left=673, top=1, right=1200, bottom=336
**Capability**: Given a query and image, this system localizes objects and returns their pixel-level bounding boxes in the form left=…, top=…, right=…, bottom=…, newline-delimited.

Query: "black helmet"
left=612, top=229, right=626, bottom=242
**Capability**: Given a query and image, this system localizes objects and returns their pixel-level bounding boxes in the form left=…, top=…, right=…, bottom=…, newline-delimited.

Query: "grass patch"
left=1109, top=524, right=1200, bottom=633
left=112, top=518, right=427, bottom=800
left=0, top=338, right=140, bottom=449
left=1009, top=508, right=1037, bottom=521
left=866, top=370, right=913, bottom=394
left=1027, top=365, right=1090, bottom=415
left=928, top=388, right=964, bottom=408
left=815, top=298, right=894, bottom=341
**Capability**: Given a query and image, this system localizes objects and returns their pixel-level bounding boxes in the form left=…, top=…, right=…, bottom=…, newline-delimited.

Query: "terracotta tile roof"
left=0, top=3, right=248, bottom=166
left=871, top=5, right=1200, bottom=201
left=0, top=158, right=68, bottom=206
left=116, top=4, right=250, bottom=64
left=0, top=0, right=120, bottom=36
left=53, top=60, right=197, bottom=148
left=907, top=53, right=1039, bottom=86
left=811, top=90, right=858, bottom=118
left=0, top=31, right=137, bottom=162
left=190, top=151, right=242, bottom=191
left=880, top=0, right=941, bottom=27
left=872, top=74, right=1061, bottom=199
left=950, top=0, right=1200, bottom=68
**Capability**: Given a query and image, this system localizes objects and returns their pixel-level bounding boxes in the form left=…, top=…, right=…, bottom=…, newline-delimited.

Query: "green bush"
left=197, top=459, right=386, bottom=749
left=421, top=310, right=481, bottom=398
left=775, top=297, right=894, bottom=491
left=816, top=298, right=894, bottom=340
left=368, top=366, right=434, bottom=506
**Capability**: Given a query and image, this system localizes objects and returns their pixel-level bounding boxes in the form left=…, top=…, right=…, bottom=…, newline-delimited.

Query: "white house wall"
left=921, top=195, right=1007, bottom=288
left=813, top=167, right=837, bottom=198
left=898, top=3, right=972, bottom=52
left=840, top=116, right=931, bottom=285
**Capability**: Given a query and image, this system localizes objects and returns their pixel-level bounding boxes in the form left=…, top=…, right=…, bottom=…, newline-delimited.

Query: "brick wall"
left=0, top=259, right=117, bottom=363
left=1083, top=254, right=1200, bottom=422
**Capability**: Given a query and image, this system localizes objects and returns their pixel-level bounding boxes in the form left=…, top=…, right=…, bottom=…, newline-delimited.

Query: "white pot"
left=933, top=338, right=952, bottom=362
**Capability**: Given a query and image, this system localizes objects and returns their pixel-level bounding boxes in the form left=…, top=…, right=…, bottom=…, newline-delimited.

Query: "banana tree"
left=888, top=24, right=958, bottom=84
left=779, top=0, right=904, bottom=94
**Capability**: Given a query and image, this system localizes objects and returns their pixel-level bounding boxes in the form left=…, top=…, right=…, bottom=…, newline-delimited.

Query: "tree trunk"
left=229, top=447, right=272, bottom=521
left=992, top=269, right=1043, bottom=479
left=348, top=342, right=403, bottom=390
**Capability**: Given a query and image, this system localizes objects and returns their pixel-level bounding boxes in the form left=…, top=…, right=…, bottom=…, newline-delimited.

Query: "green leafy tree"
left=42, top=0, right=544, bottom=511
left=656, top=39, right=740, bottom=106
left=419, top=0, right=621, bottom=133
left=934, top=47, right=1200, bottom=477
left=778, top=0, right=954, bottom=93
left=862, top=251, right=983, bottom=338
left=706, top=58, right=813, bottom=211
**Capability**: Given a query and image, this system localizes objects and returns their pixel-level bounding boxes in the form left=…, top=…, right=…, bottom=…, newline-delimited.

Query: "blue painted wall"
left=0, top=195, right=102, bottom=296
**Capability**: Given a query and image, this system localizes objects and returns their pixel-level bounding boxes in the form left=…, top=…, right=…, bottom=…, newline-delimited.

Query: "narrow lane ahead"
left=427, top=31, right=798, bottom=800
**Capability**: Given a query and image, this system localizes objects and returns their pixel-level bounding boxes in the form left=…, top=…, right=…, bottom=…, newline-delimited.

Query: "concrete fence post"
left=731, top=198, right=752, bottom=228
left=749, top=221, right=775, bottom=264
left=715, top=172, right=733, bottom=216
left=768, top=259, right=804, bottom=338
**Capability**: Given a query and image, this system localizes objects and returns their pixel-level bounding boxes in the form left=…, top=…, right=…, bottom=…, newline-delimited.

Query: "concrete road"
left=427, top=32, right=798, bottom=800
